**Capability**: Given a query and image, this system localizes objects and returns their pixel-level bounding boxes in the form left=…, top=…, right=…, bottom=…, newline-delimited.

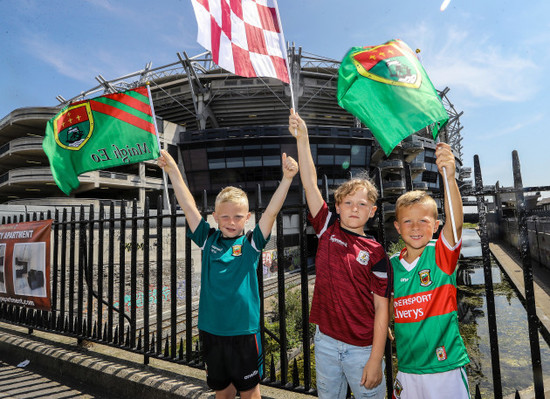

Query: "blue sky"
left=1, top=0, right=549, bottom=190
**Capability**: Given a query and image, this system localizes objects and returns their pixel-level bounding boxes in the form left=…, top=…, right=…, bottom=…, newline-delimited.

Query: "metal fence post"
left=512, top=150, right=545, bottom=399
left=474, top=154, right=503, bottom=398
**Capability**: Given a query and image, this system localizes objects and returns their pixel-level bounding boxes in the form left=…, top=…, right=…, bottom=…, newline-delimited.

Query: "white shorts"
left=393, top=367, right=470, bottom=399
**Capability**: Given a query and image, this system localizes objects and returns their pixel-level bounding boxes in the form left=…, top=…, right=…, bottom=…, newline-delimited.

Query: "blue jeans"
left=314, top=327, right=386, bottom=399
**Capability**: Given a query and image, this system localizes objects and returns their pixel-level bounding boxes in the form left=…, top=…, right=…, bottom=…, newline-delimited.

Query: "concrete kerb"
left=0, top=322, right=312, bottom=399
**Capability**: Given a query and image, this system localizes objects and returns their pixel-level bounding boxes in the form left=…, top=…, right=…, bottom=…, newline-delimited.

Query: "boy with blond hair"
left=390, top=142, right=470, bottom=399
left=289, top=111, right=391, bottom=399
left=158, top=150, right=298, bottom=399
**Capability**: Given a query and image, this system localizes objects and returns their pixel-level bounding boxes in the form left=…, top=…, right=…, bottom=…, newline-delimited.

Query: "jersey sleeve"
left=186, top=218, right=215, bottom=250
left=307, top=201, right=336, bottom=238
left=435, top=233, right=462, bottom=275
left=246, top=223, right=270, bottom=254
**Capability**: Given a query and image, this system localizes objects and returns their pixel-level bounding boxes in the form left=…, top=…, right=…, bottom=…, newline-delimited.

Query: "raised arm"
left=436, top=143, right=463, bottom=246
left=157, top=149, right=202, bottom=233
left=288, top=110, right=324, bottom=218
left=258, top=153, right=298, bottom=239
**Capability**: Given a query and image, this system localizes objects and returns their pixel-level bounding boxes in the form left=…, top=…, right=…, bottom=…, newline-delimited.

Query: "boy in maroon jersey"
left=289, top=111, right=391, bottom=399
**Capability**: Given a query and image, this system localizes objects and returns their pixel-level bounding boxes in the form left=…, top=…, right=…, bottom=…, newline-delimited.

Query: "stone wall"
left=487, top=213, right=550, bottom=269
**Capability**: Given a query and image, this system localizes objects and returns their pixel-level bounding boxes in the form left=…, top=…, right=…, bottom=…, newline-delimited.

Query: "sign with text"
left=0, top=220, right=52, bottom=311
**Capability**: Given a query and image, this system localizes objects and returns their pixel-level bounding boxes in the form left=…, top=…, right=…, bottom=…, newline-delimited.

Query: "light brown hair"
left=395, top=190, right=438, bottom=220
left=333, top=175, right=378, bottom=205
left=215, top=186, right=249, bottom=210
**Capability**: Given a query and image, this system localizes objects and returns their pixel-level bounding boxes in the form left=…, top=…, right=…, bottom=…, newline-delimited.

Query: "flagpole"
left=417, top=47, right=458, bottom=244
left=273, top=0, right=297, bottom=126
left=436, top=133, right=458, bottom=243
left=146, top=83, right=171, bottom=211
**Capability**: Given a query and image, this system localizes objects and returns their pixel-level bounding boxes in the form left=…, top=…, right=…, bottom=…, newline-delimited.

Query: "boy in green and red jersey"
left=390, top=143, right=470, bottom=399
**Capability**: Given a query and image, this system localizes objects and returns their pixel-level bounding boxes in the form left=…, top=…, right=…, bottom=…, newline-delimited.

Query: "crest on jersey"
left=393, top=378, right=404, bottom=398
left=418, top=269, right=433, bottom=287
left=436, top=346, right=447, bottom=361
left=356, top=250, right=370, bottom=265
left=232, top=244, right=242, bottom=257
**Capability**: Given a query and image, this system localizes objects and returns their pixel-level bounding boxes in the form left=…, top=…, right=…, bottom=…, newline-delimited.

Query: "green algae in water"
left=457, top=258, right=550, bottom=398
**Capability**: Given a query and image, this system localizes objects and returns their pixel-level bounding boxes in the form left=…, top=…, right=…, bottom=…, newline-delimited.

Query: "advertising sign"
left=0, top=220, right=52, bottom=311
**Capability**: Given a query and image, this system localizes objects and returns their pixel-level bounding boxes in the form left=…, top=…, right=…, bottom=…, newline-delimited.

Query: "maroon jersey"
left=309, top=202, right=392, bottom=346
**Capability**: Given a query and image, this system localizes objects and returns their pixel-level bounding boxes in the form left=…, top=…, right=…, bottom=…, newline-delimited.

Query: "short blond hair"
left=333, top=175, right=378, bottom=205
left=215, top=186, right=249, bottom=210
left=395, top=190, right=438, bottom=220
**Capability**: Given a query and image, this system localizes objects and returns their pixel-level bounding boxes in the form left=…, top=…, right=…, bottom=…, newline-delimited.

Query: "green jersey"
left=391, top=235, right=470, bottom=374
left=189, top=218, right=268, bottom=336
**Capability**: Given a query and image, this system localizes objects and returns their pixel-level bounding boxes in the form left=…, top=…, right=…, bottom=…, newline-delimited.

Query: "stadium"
left=0, top=45, right=469, bottom=213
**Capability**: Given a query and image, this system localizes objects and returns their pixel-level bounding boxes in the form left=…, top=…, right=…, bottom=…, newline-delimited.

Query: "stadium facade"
left=0, top=46, right=470, bottom=214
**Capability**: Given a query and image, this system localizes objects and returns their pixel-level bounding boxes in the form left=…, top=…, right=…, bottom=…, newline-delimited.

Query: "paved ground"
left=0, top=359, right=107, bottom=399
left=0, top=322, right=311, bottom=399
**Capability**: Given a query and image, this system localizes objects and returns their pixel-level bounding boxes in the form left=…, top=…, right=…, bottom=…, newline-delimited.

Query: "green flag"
left=337, top=39, right=449, bottom=156
left=43, top=86, right=160, bottom=195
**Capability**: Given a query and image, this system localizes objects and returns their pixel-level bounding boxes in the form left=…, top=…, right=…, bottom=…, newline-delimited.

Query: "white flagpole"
left=442, top=166, right=458, bottom=243
left=146, top=83, right=171, bottom=210
left=273, top=0, right=297, bottom=127
left=436, top=133, right=458, bottom=243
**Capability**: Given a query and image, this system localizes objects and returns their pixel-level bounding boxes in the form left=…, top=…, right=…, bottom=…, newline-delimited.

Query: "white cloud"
left=21, top=32, right=134, bottom=84
left=478, top=113, right=544, bottom=140
left=408, top=24, right=540, bottom=103
left=22, top=34, right=98, bottom=82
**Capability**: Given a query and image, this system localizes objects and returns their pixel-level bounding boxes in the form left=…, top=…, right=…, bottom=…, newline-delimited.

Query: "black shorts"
left=200, top=330, right=264, bottom=392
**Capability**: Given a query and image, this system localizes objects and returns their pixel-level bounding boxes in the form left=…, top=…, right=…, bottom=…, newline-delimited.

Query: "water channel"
left=457, top=230, right=550, bottom=397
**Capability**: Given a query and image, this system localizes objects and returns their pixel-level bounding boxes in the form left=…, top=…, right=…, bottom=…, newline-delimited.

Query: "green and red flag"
left=337, top=39, right=449, bottom=155
left=43, top=86, right=160, bottom=195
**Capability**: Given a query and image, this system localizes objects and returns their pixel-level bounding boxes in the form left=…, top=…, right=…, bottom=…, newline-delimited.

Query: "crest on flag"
left=191, top=0, right=289, bottom=83
left=351, top=43, right=422, bottom=89
left=337, top=39, right=449, bottom=156
left=53, top=102, right=95, bottom=150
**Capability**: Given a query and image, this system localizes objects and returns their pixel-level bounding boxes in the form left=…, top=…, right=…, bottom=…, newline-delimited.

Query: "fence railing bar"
left=512, top=151, right=545, bottom=399
left=143, top=196, right=151, bottom=365
left=170, top=194, right=177, bottom=359
left=130, top=200, right=138, bottom=348
left=156, top=195, right=163, bottom=354
left=474, top=154, right=503, bottom=398
left=108, top=201, right=115, bottom=342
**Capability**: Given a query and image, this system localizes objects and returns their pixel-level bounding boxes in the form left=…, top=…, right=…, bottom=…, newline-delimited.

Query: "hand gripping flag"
left=337, top=39, right=449, bottom=155
left=43, top=86, right=160, bottom=195
left=191, top=0, right=289, bottom=83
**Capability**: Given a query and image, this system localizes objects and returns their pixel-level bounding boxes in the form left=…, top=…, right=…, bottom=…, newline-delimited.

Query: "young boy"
left=158, top=149, right=298, bottom=399
left=390, top=142, right=470, bottom=399
left=289, top=111, right=391, bottom=399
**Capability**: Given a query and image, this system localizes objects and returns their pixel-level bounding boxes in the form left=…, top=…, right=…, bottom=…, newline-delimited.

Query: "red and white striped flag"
left=191, top=0, right=290, bottom=83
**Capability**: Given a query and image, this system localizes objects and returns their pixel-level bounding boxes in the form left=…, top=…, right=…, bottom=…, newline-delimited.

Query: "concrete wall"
left=487, top=213, right=550, bottom=269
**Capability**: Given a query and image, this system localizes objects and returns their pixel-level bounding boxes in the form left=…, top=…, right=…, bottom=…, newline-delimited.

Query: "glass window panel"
left=209, top=159, right=225, bottom=169
left=350, top=145, right=366, bottom=165
left=245, top=156, right=262, bottom=167
left=318, top=155, right=334, bottom=165
left=263, top=155, right=280, bottom=166
left=226, top=157, right=244, bottom=168
left=335, top=155, right=351, bottom=169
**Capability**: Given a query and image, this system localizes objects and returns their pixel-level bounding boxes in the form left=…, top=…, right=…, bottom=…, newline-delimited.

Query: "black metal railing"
left=0, top=150, right=548, bottom=398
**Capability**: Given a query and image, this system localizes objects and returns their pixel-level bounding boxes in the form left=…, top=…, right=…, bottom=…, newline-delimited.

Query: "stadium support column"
left=139, top=162, right=146, bottom=210
left=179, top=52, right=219, bottom=130
left=286, top=44, right=303, bottom=109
